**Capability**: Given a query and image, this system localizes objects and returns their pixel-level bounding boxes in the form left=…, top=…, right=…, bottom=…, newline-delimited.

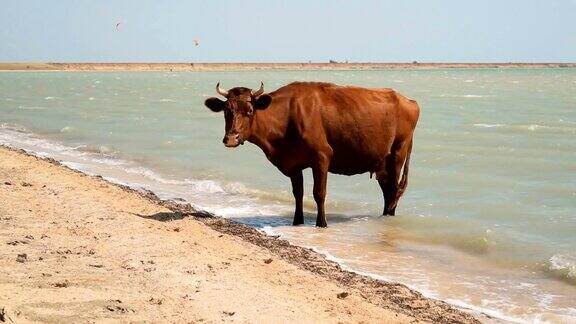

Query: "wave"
left=516, top=124, right=576, bottom=134
left=18, top=106, right=46, bottom=110
left=0, top=122, right=27, bottom=133
left=547, top=254, right=576, bottom=285
left=60, top=126, right=74, bottom=133
left=75, top=144, right=119, bottom=157
left=118, top=165, right=326, bottom=210
left=559, top=119, right=576, bottom=125
left=473, top=123, right=505, bottom=128
left=439, top=94, right=484, bottom=98
left=123, top=166, right=228, bottom=194
left=382, top=215, right=508, bottom=256
left=521, top=124, right=553, bottom=131
left=0, top=127, right=125, bottom=166
left=380, top=214, right=575, bottom=277
left=473, top=123, right=576, bottom=134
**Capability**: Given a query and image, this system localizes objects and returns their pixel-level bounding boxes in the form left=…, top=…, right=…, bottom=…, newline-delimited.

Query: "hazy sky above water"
left=1, top=0, right=575, bottom=63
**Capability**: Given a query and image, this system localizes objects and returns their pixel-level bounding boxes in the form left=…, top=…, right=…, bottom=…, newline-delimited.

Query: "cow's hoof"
left=292, top=214, right=304, bottom=226
left=316, top=221, right=328, bottom=228
left=383, top=209, right=396, bottom=216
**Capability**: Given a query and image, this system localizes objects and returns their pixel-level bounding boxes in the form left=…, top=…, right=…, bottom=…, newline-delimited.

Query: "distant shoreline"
left=0, top=62, right=575, bottom=71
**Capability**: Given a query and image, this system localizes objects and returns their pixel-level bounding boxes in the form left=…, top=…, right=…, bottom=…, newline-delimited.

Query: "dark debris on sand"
left=16, top=253, right=27, bottom=263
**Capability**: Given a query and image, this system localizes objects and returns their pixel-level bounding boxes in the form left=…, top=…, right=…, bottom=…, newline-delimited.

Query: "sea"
left=1, top=69, right=575, bottom=323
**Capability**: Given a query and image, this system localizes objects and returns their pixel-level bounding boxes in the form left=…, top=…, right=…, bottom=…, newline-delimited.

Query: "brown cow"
left=204, top=81, right=420, bottom=227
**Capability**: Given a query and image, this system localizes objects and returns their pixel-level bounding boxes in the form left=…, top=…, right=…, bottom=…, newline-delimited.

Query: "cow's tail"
left=396, top=137, right=413, bottom=200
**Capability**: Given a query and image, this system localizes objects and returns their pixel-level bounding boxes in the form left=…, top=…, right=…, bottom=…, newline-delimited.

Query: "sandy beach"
left=0, top=145, right=480, bottom=323
left=0, top=62, right=574, bottom=71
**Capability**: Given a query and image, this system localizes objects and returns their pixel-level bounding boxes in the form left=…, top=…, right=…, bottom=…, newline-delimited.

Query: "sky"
left=1, top=0, right=575, bottom=63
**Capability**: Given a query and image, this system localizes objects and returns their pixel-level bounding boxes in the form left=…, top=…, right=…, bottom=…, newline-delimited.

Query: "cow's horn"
left=216, top=82, right=228, bottom=97
left=252, top=82, right=264, bottom=97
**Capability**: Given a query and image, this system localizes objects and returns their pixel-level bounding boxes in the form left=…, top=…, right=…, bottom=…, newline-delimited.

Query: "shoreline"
left=0, top=144, right=480, bottom=323
left=0, top=62, right=575, bottom=71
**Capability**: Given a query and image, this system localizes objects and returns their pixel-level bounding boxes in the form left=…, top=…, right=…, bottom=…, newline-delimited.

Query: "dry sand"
left=0, top=62, right=574, bottom=72
left=0, top=146, right=480, bottom=323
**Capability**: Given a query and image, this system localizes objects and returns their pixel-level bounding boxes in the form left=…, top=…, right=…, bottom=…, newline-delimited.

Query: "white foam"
left=439, top=94, right=484, bottom=98
left=518, top=124, right=557, bottom=132
left=0, top=123, right=26, bottom=132
left=549, top=254, right=576, bottom=279
left=474, top=123, right=576, bottom=134
left=474, top=123, right=505, bottom=128
left=18, top=106, right=46, bottom=110
left=122, top=166, right=226, bottom=193
left=0, top=127, right=125, bottom=168
left=446, top=298, right=524, bottom=323
left=559, top=119, right=576, bottom=125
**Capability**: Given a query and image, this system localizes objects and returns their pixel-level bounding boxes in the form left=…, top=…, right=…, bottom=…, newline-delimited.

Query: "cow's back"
left=272, top=82, right=419, bottom=175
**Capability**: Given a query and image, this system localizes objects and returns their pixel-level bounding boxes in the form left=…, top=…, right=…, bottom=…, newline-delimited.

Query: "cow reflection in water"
left=204, top=82, right=420, bottom=227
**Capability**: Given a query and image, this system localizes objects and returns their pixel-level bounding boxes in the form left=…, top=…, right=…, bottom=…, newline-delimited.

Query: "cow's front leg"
left=312, top=161, right=329, bottom=228
left=290, top=170, right=304, bottom=225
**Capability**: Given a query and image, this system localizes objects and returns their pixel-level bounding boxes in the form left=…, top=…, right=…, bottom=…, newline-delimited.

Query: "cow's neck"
left=247, top=104, right=288, bottom=160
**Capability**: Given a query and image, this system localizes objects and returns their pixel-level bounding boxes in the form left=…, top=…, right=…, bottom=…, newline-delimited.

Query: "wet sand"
left=0, top=62, right=574, bottom=71
left=0, top=146, right=479, bottom=323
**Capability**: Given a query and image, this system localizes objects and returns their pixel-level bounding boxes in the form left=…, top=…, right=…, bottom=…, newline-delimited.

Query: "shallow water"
left=1, top=69, right=575, bottom=322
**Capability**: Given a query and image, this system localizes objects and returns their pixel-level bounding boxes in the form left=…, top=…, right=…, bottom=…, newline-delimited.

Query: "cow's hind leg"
left=378, top=137, right=413, bottom=216
left=312, top=155, right=330, bottom=227
left=377, top=154, right=399, bottom=216
left=290, top=170, right=304, bottom=225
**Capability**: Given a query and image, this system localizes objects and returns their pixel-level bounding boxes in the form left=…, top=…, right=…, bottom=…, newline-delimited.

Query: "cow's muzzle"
left=223, top=134, right=243, bottom=148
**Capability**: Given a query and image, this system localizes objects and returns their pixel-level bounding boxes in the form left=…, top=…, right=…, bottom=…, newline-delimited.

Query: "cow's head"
left=204, top=82, right=272, bottom=147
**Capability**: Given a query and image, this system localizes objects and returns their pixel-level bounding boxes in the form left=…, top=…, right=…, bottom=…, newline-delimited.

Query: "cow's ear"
left=204, top=97, right=225, bottom=112
left=254, top=94, right=272, bottom=110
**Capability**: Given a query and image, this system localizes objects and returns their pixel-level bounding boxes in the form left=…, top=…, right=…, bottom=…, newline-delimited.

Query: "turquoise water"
left=1, top=70, right=575, bottom=322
